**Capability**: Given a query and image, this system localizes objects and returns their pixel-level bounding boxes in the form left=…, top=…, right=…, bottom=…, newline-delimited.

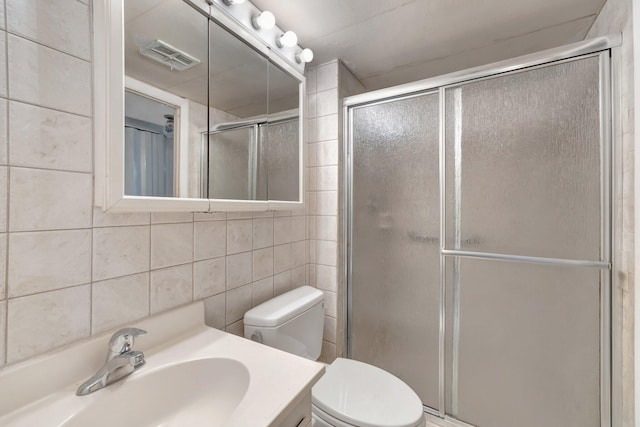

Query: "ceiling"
left=251, top=0, right=607, bottom=90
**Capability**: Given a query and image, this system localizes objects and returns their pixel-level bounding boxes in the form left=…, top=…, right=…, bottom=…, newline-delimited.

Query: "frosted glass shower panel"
left=444, top=257, right=601, bottom=427
left=207, top=126, right=258, bottom=200
left=350, top=93, right=440, bottom=409
left=263, top=119, right=299, bottom=201
left=444, top=56, right=602, bottom=260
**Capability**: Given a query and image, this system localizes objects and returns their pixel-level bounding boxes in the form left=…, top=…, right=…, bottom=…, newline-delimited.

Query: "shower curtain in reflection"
left=124, top=125, right=174, bottom=197
left=348, top=52, right=610, bottom=427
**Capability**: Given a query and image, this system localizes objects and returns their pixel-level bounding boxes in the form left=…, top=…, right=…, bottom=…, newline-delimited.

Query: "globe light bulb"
left=252, top=11, right=276, bottom=30
left=277, top=31, right=298, bottom=48
left=296, top=48, right=314, bottom=63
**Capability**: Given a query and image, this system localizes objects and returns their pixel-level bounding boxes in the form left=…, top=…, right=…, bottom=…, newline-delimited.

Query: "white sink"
left=0, top=302, right=325, bottom=427
left=62, top=358, right=249, bottom=426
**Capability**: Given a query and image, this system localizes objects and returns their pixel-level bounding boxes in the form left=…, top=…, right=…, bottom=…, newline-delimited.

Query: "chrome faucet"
left=76, top=327, right=146, bottom=396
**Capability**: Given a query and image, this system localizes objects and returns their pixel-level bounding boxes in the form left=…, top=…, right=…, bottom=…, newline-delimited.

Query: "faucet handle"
left=107, top=327, right=146, bottom=356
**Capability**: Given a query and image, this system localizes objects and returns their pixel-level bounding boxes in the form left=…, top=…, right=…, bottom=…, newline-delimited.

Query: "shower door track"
left=344, top=34, right=621, bottom=427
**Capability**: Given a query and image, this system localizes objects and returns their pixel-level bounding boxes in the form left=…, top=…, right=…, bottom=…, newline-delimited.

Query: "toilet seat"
left=311, top=358, right=424, bottom=427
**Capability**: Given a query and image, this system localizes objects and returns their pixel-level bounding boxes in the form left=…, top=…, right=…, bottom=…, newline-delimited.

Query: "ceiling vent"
left=139, top=40, right=201, bottom=71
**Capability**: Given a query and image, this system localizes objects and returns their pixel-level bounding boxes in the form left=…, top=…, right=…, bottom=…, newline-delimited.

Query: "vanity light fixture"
left=251, top=11, right=276, bottom=30
left=296, top=48, right=314, bottom=64
left=277, top=31, right=298, bottom=48
left=222, top=0, right=246, bottom=5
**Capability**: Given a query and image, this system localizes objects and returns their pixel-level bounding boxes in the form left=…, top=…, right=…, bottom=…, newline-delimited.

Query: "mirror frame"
left=94, top=0, right=305, bottom=212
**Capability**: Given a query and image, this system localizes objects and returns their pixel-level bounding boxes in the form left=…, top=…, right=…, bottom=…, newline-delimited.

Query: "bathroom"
left=0, top=0, right=637, bottom=426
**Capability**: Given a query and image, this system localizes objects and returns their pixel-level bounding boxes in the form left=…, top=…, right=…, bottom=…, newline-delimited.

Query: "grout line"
left=3, top=97, right=92, bottom=120
left=5, top=30, right=90, bottom=64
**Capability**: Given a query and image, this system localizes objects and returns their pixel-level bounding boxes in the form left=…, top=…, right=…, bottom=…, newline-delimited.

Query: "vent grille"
left=139, top=40, right=201, bottom=72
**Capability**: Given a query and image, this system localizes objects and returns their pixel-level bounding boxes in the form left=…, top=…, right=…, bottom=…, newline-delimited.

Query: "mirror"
left=96, top=0, right=304, bottom=211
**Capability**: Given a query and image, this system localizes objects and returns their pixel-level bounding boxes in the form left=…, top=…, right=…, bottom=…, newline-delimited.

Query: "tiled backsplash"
left=0, top=0, right=308, bottom=368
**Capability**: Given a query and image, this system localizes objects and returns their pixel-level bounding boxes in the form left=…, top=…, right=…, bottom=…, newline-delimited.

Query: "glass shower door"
left=443, top=54, right=608, bottom=427
left=349, top=92, right=441, bottom=410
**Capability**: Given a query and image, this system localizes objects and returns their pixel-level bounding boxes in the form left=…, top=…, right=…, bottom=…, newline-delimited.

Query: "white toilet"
left=244, top=286, right=424, bottom=427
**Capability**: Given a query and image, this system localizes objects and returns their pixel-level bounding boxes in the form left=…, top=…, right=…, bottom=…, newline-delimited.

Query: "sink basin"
left=63, top=358, right=249, bottom=427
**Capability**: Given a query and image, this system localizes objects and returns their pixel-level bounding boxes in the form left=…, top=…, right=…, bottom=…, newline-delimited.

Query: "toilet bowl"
left=244, top=286, right=424, bottom=427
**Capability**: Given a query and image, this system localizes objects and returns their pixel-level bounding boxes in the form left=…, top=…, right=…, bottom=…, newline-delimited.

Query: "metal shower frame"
left=343, top=34, right=622, bottom=427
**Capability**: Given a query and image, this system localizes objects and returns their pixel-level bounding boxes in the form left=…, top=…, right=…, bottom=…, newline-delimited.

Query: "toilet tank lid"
left=244, top=286, right=324, bottom=327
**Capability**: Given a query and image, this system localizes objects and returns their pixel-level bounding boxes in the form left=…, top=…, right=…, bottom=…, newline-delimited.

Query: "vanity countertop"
left=0, top=302, right=325, bottom=426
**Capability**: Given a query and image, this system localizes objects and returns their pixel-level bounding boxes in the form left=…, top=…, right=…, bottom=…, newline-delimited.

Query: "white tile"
left=93, top=207, right=150, bottom=227
left=323, top=316, right=337, bottom=343
left=309, top=231, right=318, bottom=256
left=150, top=264, right=193, bottom=314
left=322, top=290, right=337, bottom=317
left=316, top=61, right=339, bottom=92
left=194, top=220, right=226, bottom=261
left=226, top=252, right=252, bottom=290
left=316, top=114, right=338, bottom=142
left=194, top=212, right=226, bottom=221
left=225, top=319, right=244, bottom=337
left=307, top=92, right=317, bottom=119
left=0, top=1, right=5, bottom=30
left=252, top=211, right=274, bottom=218
left=316, top=265, right=337, bottom=292
left=291, top=216, right=306, bottom=242
left=151, top=212, right=193, bottom=224
left=92, top=273, right=149, bottom=334
left=193, top=257, right=225, bottom=300
left=204, top=292, right=225, bottom=330
left=291, top=265, right=306, bottom=286
left=317, top=192, right=338, bottom=215
left=252, top=217, right=273, bottom=249
left=317, top=166, right=338, bottom=191
left=252, top=276, right=273, bottom=307
left=6, top=0, right=90, bottom=60
left=306, top=192, right=317, bottom=217
left=291, top=241, right=306, bottom=268
left=0, top=99, right=7, bottom=164
left=227, top=219, right=252, bottom=255
left=0, top=167, right=6, bottom=231
left=93, top=226, right=150, bottom=281
left=227, top=212, right=253, bottom=220
left=7, top=285, right=90, bottom=363
left=273, top=270, right=291, bottom=295
left=273, top=217, right=291, bottom=245
left=306, top=118, right=317, bottom=143
left=0, top=32, right=6, bottom=98
left=319, top=340, right=337, bottom=364
left=10, top=167, right=91, bottom=231
left=316, top=88, right=338, bottom=117
left=305, top=68, right=317, bottom=94
left=317, top=140, right=339, bottom=166
left=9, top=101, right=91, bottom=171
left=252, top=247, right=273, bottom=281
left=150, top=223, right=193, bottom=269
left=8, top=35, right=90, bottom=116
left=317, top=240, right=337, bottom=267
left=8, top=230, right=90, bottom=297
left=0, top=301, right=5, bottom=366
left=274, top=243, right=291, bottom=274
left=0, top=234, right=4, bottom=300
left=226, top=283, right=252, bottom=324
left=317, top=216, right=337, bottom=241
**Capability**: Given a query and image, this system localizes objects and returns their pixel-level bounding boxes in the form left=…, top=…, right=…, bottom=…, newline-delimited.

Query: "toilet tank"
left=244, top=286, right=324, bottom=360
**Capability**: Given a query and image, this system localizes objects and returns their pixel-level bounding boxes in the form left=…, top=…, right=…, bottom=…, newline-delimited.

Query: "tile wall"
left=0, top=0, right=308, bottom=368
left=306, top=60, right=364, bottom=362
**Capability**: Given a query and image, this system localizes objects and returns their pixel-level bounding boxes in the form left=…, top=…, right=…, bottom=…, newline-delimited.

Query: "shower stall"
left=345, top=37, right=617, bottom=427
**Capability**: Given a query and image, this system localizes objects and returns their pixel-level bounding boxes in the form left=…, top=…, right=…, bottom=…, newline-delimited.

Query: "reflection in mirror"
left=124, top=0, right=207, bottom=198
left=204, top=17, right=269, bottom=201
left=266, top=62, right=301, bottom=201
left=124, top=91, right=176, bottom=197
